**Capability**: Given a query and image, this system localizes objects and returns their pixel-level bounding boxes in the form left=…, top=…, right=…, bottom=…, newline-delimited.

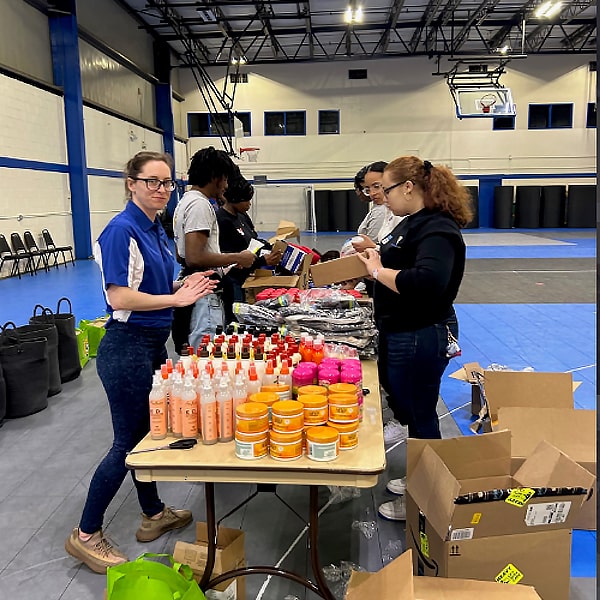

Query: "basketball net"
left=480, top=94, right=497, bottom=114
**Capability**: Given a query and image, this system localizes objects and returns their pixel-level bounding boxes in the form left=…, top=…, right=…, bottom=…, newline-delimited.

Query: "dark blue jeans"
left=79, top=321, right=169, bottom=533
left=377, top=315, right=458, bottom=439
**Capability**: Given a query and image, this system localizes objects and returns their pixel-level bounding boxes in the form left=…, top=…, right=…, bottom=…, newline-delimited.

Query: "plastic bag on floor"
left=328, top=485, right=361, bottom=504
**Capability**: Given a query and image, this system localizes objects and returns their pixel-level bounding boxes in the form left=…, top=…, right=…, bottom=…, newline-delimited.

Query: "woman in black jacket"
left=358, top=156, right=472, bottom=520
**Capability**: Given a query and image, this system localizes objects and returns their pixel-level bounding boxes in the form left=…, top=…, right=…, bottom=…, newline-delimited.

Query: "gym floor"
left=0, top=228, right=595, bottom=600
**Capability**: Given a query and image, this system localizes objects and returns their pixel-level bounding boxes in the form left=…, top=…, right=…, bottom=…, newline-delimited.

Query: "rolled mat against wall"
left=0, top=363, right=6, bottom=426
left=493, top=186, right=514, bottom=229
left=29, top=298, right=81, bottom=383
left=0, top=322, right=49, bottom=418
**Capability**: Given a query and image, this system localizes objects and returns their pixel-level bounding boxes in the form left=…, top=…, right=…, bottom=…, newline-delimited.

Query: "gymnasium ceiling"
left=112, top=0, right=596, bottom=67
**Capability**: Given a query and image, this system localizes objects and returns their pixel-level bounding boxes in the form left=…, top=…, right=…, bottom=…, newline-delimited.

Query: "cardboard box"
left=309, top=254, right=369, bottom=287
left=406, top=431, right=594, bottom=541
left=498, top=407, right=597, bottom=530
left=406, top=493, right=570, bottom=600
left=173, top=522, right=245, bottom=600
left=346, top=549, right=542, bottom=599
left=268, top=220, right=300, bottom=244
left=242, top=242, right=312, bottom=303
left=448, top=362, right=484, bottom=415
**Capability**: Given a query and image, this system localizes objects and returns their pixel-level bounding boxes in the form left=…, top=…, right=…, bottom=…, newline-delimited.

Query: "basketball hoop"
left=239, top=147, right=260, bottom=162
left=479, top=94, right=497, bottom=114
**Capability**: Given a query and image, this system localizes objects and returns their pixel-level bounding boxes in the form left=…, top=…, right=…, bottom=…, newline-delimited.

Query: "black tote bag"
left=30, top=297, right=81, bottom=383
left=0, top=360, right=6, bottom=426
left=0, top=322, right=49, bottom=418
left=12, top=316, right=61, bottom=396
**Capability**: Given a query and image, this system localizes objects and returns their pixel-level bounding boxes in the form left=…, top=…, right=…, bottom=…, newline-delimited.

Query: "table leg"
left=309, top=485, right=336, bottom=600
left=199, top=481, right=217, bottom=589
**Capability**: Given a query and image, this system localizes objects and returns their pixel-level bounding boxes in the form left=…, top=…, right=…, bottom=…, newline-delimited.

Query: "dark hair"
left=224, top=174, right=254, bottom=204
left=385, top=156, right=473, bottom=227
left=354, top=166, right=368, bottom=191
left=188, top=146, right=235, bottom=187
left=319, top=250, right=340, bottom=262
left=365, top=161, right=388, bottom=175
left=124, top=151, right=173, bottom=197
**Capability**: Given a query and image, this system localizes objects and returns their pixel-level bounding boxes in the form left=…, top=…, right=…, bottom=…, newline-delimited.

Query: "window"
left=586, top=103, right=596, bottom=128
left=319, top=110, right=340, bottom=134
left=229, top=73, right=248, bottom=83
left=264, top=111, right=306, bottom=135
left=187, top=112, right=251, bottom=137
left=493, top=116, right=515, bottom=131
left=528, top=104, right=573, bottom=129
left=348, top=69, right=367, bottom=79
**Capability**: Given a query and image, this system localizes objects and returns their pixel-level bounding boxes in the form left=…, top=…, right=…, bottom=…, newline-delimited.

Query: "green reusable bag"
left=78, top=316, right=108, bottom=357
left=75, top=327, right=89, bottom=368
left=106, top=553, right=206, bottom=600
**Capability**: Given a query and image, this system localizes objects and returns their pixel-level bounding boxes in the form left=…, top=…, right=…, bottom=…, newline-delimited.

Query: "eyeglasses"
left=130, top=177, right=177, bottom=192
left=362, top=182, right=384, bottom=196
left=383, top=181, right=408, bottom=196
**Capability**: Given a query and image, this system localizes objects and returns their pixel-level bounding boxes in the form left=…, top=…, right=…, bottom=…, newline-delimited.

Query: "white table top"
left=127, top=360, right=386, bottom=488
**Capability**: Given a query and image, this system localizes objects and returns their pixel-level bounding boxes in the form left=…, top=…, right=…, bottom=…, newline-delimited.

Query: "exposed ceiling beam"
left=376, top=0, right=406, bottom=54
left=409, top=0, right=446, bottom=53
left=450, top=0, right=503, bottom=52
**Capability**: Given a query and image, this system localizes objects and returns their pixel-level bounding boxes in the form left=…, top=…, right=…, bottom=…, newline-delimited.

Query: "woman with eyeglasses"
left=352, top=161, right=403, bottom=253
left=357, top=156, right=472, bottom=522
left=65, top=151, right=217, bottom=574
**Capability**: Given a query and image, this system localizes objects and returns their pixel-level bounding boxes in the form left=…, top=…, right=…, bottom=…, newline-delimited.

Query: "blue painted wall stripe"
left=0, top=157, right=68, bottom=172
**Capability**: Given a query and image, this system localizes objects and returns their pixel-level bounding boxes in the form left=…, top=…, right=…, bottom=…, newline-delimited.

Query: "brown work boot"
left=65, top=528, right=128, bottom=574
left=136, top=506, right=193, bottom=542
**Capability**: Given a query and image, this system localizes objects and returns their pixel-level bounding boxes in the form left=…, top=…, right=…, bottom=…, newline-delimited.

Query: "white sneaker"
left=378, top=497, right=406, bottom=521
left=383, top=420, right=407, bottom=444
left=386, top=477, right=406, bottom=495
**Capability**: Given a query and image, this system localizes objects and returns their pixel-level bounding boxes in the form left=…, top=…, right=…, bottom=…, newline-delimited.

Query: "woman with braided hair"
left=357, top=156, right=472, bottom=521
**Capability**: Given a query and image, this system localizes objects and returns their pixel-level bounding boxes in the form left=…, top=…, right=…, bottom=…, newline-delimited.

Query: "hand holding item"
left=235, top=250, right=257, bottom=268
left=356, top=248, right=382, bottom=279
left=351, top=234, right=377, bottom=253
left=183, top=270, right=215, bottom=286
left=264, top=247, right=283, bottom=266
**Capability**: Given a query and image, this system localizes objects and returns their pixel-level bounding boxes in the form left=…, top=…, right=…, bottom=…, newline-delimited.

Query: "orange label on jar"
left=270, top=439, right=303, bottom=461
left=272, top=412, right=304, bottom=433
left=304, top=406, right=328, bottom=424
left=235, top=436, right=268, bottom=459
left=339, top=431, right=358, bottom=449
left=236, top=414, right=269, bottom=433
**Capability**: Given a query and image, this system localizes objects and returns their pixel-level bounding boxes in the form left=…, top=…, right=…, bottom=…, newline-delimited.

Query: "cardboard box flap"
left=346, top=550, right=413, bottom=599
left=498, top=407, right=596, bottom=464
left=268, top=220, right=300, bottom=243
left=407, top=431, right=511, bottom=483
left=414, top=576, right=543, bottom=599
left=309, top=254, right=369, bottom=287
left=409, top=445, right=461, bottom=540
left=515, top=440, right=596, bottom=490
left=483, top=371, right=574, bottom=416
left=449, top=362, right=484, bottom=383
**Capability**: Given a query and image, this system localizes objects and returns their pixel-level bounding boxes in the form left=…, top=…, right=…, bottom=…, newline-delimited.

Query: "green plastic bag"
left=75, top=327, right=89, bottom=368
left=107, top=553, right=206, bottom=600
left=79, top=316, right=108, bottom=357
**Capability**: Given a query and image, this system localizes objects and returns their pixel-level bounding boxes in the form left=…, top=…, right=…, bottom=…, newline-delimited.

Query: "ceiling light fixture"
left=497, top=44, right=510, bottom=54
left=344, top=6, right=364, bottom=24
left=534, top=1, right=562, bottom=18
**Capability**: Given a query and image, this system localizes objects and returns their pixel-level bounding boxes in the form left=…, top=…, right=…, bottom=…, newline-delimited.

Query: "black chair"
left=10, top=232, right=45, bottom=275
left=41, top=228, right=74, bottom=267
left=24, top=230, right=54, bottom=271
left=0, top=234, right=22, bottom=279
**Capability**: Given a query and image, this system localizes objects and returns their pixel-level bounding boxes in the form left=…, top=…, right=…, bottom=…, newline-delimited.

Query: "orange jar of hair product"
left=306, top=426, right=339, bottom=462
left=235, top=402, right=269, bottom=433
left=328, top=393, right=359, bottom=423
left=271, top=400, right=304, bottom=433
left=297, top=385, right=328, bottom=398
left=235, top=429, right=269, bottom=460
left=328, top=383, right=358, bottom=396
left=269, top=430, right=303, bottom=461
left=261, top=383, right=292, bottom=401
left=298, top=394, right=328, bottom=426
left=327, top=420, right=359, bottom=450
left=249, top=391, right=279, bottom=421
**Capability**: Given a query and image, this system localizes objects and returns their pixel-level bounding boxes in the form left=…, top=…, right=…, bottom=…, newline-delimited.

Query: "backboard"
left=454, top=87, right=516, bottom=119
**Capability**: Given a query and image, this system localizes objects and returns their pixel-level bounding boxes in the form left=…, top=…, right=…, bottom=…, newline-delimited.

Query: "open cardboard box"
left=448, top=366, right=581, bottom=418
left=497, top=407, right=597, bottom=530
left=406, top=430, right=594, bottom=541
left=242, top=240, right=312, bottom=303
left=346, top=549, right=542, bottom=599
left=173, top=522, right=245, bottom=600
left=268, top=220, right=300, bottom=244
left=309, top=254, right=369, bottom=287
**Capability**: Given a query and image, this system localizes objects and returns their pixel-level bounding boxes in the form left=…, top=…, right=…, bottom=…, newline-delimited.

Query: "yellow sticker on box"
left=495, top=563, right=524, bottom=584
left=471, top=512, right=482, bottom=524
left=419, top=532, right=429, bottom=558
left=505, top=488, right=536, bottom=507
